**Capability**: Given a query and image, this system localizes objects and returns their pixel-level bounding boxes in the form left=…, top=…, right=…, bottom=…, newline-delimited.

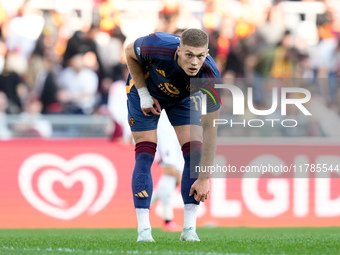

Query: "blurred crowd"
left=0, top=0, right=339, bottom=138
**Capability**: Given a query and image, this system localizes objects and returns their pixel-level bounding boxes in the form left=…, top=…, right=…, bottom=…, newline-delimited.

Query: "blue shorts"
left=127, top=89, right=202, bottom=132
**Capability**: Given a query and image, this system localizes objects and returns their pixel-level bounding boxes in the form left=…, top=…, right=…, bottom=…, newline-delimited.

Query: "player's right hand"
left=137, top=86, right=161, bottom=117
left=142, top=97, right=161, bottom=117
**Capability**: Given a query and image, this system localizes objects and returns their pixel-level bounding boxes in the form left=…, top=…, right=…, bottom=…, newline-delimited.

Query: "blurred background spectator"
left=0, top=91, right=11, bottom=139
left=11, top=96, right=53, bottom=137
left=57, top=54, right=99, bottom=114
left=0, top=0, right=339, bottom=138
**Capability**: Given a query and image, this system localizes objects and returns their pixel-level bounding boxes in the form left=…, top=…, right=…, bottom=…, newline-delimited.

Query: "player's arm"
left=189, top=108, right=220, bottom=202
left=201, top=108, right=220, bottom=176
left=125, top=42, right=161, bottom=116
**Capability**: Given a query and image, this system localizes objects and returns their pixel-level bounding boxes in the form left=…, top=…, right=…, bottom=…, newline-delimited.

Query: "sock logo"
left=18, top=153, right=117, bottom=220
left=135, top=190, right=149, bottom=198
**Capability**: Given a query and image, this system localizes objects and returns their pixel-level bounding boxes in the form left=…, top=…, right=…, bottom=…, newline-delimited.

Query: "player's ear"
left=176, top=46, right=181, bottom=57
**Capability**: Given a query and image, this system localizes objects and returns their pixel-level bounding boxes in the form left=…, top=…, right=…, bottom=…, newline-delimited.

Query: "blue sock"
left=181, top=141, right=202, bottom=205
left=132, top=142, right=157, bottom=209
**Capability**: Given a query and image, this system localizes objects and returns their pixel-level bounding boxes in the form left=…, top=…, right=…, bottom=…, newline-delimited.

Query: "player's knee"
left=181, top=141, right=202, bottom=155
left=133, top=142, right=157, bottom=175
left=135, top=141, right=157, bottom=157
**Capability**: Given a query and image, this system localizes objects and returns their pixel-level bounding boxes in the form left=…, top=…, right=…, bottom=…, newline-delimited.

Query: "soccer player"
left=125, top=28, right=221, bottom=242
left=108, top=82, right=184, bottom=230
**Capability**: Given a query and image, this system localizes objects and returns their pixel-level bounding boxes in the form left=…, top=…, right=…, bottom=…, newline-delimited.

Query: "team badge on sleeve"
left=136, top=47, right=141, bottom=56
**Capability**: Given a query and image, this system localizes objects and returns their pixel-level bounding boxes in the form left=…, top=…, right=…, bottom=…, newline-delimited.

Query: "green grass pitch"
left=0, top=227, right=339, bottom=255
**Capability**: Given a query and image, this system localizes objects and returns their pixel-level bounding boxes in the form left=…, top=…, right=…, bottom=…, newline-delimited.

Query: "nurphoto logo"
left=201, top=83, right=312, bottom=128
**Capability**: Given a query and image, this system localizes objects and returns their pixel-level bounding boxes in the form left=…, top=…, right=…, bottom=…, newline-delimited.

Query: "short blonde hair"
left=180, top=28, right=208, bottom=48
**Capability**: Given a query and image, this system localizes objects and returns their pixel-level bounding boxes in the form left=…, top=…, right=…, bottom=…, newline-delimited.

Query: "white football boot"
left=180, top=227, right=200, bottom=242
left=137, top=228, right=155, bottom=242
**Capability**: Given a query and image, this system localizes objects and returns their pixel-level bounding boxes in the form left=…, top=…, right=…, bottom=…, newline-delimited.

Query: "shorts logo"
left=129, top=117, right=135, bottom=127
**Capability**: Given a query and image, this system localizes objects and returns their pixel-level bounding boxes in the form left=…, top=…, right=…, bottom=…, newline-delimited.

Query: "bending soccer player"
left=125, top=28, right=221, bottom=242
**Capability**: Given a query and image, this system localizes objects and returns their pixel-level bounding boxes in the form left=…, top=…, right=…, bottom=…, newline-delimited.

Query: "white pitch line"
left=0, top=246, right=256, bottom=255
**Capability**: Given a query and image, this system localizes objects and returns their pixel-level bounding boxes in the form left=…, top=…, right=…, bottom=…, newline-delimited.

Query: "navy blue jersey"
left=126, top=32, right=221, bottom=112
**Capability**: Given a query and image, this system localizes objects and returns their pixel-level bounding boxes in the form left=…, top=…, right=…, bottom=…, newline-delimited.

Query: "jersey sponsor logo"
left=156, top=69, right=166, bottom=77
left=158, top=82, right=180, bottom=98
left=18, top=153, right=117, bottom=220
left=164, top=83, right=180, bottom=94
left=129, top=117, right=135, bottom=127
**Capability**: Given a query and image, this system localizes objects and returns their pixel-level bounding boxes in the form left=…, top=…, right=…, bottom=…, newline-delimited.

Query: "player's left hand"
left=189, top=178, right=210, bottom=202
